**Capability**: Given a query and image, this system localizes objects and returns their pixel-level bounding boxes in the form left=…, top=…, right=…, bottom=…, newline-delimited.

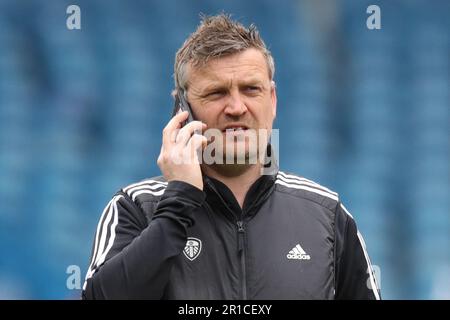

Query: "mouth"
left=222, top=125, right=249, bottom=133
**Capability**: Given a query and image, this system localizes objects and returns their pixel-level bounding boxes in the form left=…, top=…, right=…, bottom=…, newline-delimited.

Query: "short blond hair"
left=174, top=13, right=275, bottom=92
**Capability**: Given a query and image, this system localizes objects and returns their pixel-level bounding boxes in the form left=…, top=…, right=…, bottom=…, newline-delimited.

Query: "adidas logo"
left=287, top=244, right=311, bottom=260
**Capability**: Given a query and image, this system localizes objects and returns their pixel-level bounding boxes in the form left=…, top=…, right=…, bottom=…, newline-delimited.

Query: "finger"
left=163, top=111, right=189, bottom=146
left=170, top=128, right=180, bottom=144
left=187, top=134, right=208, bottom=161
left=175, top=120, right=206, bottom=145
left=188, top=133, right=208, bottom=149
left=201, top=132, right=208, bottom=149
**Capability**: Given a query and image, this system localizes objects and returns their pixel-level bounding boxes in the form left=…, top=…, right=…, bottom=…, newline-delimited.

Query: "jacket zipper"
left=204, top=178, right=249, bottom=299
left=237, top=220, right=247, bottom=300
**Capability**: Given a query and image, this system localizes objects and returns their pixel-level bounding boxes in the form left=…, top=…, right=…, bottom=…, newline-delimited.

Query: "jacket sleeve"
left=334, top=202, right=381, bottom=300
left=82, top=181, right=205, bottom=299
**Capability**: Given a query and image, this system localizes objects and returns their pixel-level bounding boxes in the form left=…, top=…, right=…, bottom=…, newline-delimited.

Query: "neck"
left=202, top=163, right=262, bottom=208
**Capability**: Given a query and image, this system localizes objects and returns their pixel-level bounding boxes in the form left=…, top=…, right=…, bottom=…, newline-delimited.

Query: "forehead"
left=187, top=49, right=270, bottom=86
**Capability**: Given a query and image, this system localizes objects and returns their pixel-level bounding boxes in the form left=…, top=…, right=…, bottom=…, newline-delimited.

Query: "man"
left=82, top=14, right=380, bottom=300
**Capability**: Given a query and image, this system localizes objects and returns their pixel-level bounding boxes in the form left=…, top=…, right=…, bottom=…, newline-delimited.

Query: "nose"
left=223, top=90, right=247, bottom=117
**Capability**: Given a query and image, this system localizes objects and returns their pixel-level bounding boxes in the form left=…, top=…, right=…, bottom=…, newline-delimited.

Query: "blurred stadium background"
left=0, top=0, right=448, bottom=299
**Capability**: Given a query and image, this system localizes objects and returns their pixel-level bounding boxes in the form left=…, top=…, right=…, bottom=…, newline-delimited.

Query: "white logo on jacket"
left=183, top=237, right=202, bottom=261
left=287, top=244, right=311, bottom=260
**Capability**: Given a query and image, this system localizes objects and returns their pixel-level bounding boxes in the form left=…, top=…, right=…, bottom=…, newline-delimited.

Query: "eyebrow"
left=201, top=78, right=265, bottom=94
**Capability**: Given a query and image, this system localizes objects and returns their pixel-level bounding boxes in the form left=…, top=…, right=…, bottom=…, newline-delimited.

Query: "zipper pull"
left=237, top=221, right=245, bottom=252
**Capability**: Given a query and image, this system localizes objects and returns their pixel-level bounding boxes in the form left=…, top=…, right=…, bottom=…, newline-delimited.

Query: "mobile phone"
left=172, top=90, right=195, bottom=127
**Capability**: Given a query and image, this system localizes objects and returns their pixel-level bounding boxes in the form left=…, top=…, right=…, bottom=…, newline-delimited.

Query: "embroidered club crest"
left=183, top=237, right=202, bottom=261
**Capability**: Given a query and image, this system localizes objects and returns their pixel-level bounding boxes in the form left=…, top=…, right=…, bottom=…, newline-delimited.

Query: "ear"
left=270, top=81, right=277, bottom=119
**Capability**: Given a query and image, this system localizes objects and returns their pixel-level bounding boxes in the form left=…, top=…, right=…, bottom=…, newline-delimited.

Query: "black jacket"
left=82, top=170, right=381, bottom=299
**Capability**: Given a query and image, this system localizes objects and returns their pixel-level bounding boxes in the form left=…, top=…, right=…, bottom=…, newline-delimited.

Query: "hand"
left=157, top=111, right=207, bottom=190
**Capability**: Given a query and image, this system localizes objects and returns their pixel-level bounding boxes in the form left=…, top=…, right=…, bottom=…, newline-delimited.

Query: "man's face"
left=186, top=48, right=277, bottom=164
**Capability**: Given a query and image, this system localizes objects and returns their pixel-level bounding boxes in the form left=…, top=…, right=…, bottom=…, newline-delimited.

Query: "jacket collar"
left=203, top=171, right=277, bottom=221
left=203, top=145, right=278, bottom=221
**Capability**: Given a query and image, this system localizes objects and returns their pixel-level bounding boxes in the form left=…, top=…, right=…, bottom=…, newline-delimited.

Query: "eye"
left=205, top=90, right=225, bottom=99
left=243, top=86, right=261, bottom=94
